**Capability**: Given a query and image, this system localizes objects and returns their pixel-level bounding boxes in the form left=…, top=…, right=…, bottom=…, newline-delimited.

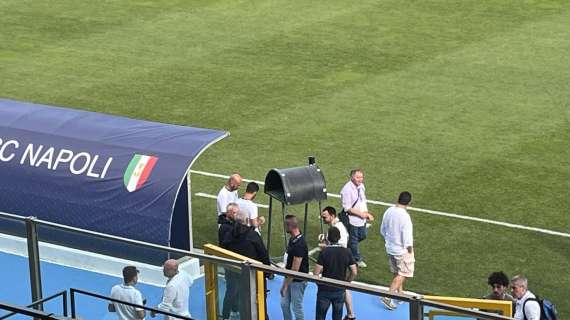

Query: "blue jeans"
left=281, top=281, right=307, bottom=320
left=315, top=290, right=345, bottom=320
left=348, top=224, right=367, bottom=262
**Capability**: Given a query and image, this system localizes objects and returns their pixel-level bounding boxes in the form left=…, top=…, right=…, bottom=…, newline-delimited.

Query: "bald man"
left=217, top=173, right=242, bottom=225
left=152, top=259, right=193, bottom=319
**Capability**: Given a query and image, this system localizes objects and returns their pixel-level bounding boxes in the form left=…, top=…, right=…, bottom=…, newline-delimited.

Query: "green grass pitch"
left=1, top=0, right=569, bottom=316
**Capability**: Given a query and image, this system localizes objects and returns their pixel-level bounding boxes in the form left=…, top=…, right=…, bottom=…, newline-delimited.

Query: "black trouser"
left=222, top=269, right=240, bottom=318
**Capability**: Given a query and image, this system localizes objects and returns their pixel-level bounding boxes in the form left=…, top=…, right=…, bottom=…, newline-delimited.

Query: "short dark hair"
left=350, top=169, right=363, bottom=177
left=246, top=182, right=259, bottom=194
left=398, top=191, right=412, bottom=205
left=122, top=266, right=139, bottom=283
left=285, top=214, right=298, bottom=228
left=327, top=227, right=341, bottom=244
left=322, top=206, right=337, bottom=217
left=488, top=271, right=509, bottom=287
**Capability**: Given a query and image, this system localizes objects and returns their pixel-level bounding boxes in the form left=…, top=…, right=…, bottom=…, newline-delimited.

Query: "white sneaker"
left=356, top=260, right=367, bottom=268
left=381, top=297, right=397, bottom=310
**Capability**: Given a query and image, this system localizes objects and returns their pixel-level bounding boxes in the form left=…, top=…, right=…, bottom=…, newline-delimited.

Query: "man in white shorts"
left=380, top=191, right=414, bottom=310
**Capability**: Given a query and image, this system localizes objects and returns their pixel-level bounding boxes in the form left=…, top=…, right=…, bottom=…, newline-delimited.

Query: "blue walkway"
left=0, top=251, right=460, bottom=319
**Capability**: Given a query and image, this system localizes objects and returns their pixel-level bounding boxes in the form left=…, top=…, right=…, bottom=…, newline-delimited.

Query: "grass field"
left=1, top=0, right=569, bottom=316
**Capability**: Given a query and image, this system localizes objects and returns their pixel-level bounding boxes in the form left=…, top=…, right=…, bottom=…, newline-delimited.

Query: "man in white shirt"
left=340, top=169, right=374, bottom=268
left=217, top=174, right=242, bottom=224
left=511, top=275, right=541, bottom=320
left=318, top=207, right=356, bottom=320
left=380, top=191, right=414, bottom=311
left=236, top=182, right=265, bottom=228
left=109, top=266, right=145, bottom=320
left=151, top=259, right=193, bottom=319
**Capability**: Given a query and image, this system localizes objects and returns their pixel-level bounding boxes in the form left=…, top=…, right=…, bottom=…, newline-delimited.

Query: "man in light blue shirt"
left=380, top=191, right=414, bottom=311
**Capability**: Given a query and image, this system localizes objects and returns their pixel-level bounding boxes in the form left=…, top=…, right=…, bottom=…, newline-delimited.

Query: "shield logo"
left=123, top=154, right=158, bottom=192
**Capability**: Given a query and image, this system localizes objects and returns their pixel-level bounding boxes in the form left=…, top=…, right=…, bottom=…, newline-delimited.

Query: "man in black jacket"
left=221, top=211, right=271, bottom=320
left=219, top=202, right=239, bottom=247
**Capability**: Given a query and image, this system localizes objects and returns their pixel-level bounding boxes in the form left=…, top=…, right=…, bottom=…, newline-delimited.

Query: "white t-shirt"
left=514, top=291, right=541, bottom=320
left=110, top=284, right=144, bottom=320
left=380, top=206, right=413, bottom=256
left=236, top=198, right=259, bottom=221
left=157, top=272, right=193, bottom=319
left=216, top=186, right=238, bottom=216
left=330, top=218, right=349, bottom=248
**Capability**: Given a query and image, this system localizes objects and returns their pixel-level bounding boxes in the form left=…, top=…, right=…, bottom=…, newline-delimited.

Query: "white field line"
left=190, top=170, right=570, bottom=238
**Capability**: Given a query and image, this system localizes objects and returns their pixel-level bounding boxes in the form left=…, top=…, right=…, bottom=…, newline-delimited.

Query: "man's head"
left=244, top=182, right=259, bottom=200
left=398, top=191, right=412, bottom=206
left=327, top=227, right=341, bottom=244
left=227, top=173, right=242, bottom=192
left=487, top=271, right=509, bottom=297
left=163, top=259, right=179, bottom=279
left=321, top=206, right=337, bottom=225
left=510, top=275, right=528, bottom=299
left=235, top=211, right=249, bottom=225
left=350, top=169, right=364, bottom=186
left=226, top=202, right=240, bottom=220
left=284, top=215, right=300, bottom=234
left=122, top=266, right=139, bottom=285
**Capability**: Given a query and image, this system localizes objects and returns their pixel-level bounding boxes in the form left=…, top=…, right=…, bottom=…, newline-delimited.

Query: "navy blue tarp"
left=0, top=99, right=227, bottom=253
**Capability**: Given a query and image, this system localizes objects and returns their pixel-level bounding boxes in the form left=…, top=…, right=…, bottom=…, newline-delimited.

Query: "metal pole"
left=266, top=197, right=273, bottom=255
left=239, top=263, right=258, bottom=320
left=62, top=291, right=68, bottom=317
left=409, top=296, right=424, bottom=320
left=25, top=218, right=43, bottom=311
left=282, top=202, right=287, bottom=250
left=318, top=201, right=323, bottom=235
left=303, top=202, right=309, bottom=236
left=70, top=289, right=76, bottom=319
left=187, top=173, right=194, bottom=251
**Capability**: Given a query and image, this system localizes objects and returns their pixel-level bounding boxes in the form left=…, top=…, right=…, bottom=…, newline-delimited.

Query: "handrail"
left=247, top=262, right=512, bottom=320
left=0, top=301, right=64, bottom=319
left=0, top=290, right=67, bottom=320
left=28, top=216, right=244, bottom=267
left=0, top=211, right=28, bottom=222
left=0, top=211, right=513, bottom=320
left=70, top=288, right=193, bottom=320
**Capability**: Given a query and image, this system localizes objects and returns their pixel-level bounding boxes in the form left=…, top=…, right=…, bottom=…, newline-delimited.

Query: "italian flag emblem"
left=124, top=154, right=158, bottom=192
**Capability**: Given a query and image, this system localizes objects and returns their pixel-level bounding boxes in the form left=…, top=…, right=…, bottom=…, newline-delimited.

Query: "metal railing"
left=0, top=211, right=513, bottom=320
left=0, top=291, right=67, bottom=320
left=0, top=301, right=65, bottom=320
left=70, top=288, right=192, bottom=320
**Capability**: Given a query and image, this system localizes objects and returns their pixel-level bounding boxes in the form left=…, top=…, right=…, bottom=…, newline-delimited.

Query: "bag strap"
left=523, top=297, right=541, bottom=320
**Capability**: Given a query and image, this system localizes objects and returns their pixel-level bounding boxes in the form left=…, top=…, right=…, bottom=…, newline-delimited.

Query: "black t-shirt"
left=316, top=246, right=356, bottom=291
left=285, top=233, right=309, bottom=281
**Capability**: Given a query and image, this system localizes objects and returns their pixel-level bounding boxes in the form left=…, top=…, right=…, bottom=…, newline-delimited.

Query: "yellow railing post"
left=423, top=295, right=513, bottom=318
left=204, top=244, right=266, bottom=320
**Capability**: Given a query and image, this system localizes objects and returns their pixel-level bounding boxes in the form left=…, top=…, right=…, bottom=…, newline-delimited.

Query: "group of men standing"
left=215, top=169, right=416, bottom=320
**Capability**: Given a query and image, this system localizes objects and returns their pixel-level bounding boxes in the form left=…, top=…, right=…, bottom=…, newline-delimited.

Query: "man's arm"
left=403, top=216, right=414, bottom=254
left=153, top=284, right=176, bottom=317
left=347, top=264, right=357, bottom=282
left=252, top=233, right=271, bottom=265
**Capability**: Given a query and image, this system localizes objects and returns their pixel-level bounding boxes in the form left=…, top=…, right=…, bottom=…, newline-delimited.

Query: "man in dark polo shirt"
left=280, top=214, right=309, bottom=320
left=314, top=227, right=357, bottom=320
